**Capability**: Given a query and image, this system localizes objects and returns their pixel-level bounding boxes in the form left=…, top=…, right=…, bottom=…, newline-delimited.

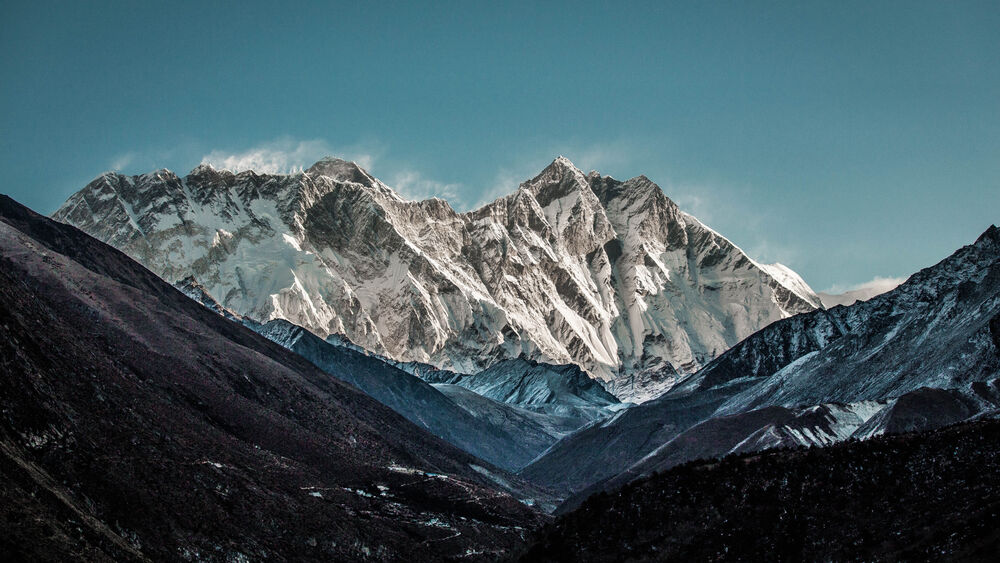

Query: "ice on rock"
left=53, top=157, right=822, bottom=403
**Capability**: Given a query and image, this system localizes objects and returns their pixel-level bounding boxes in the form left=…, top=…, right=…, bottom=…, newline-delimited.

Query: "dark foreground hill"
left=520, top=419, right=1000, bottom=562
left=0, top=194, right=545, bottom=562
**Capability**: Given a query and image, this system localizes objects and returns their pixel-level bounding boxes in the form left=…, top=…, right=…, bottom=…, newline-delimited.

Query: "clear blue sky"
left=2, top=1, right=998, bottom=292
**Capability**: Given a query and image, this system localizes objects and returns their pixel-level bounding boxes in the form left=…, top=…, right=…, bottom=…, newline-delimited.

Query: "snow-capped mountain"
left=420, top=357, right=624, bottom=432
left=0, top=194, right=547, bottom=560
left=522, top=226, right=1000, bottom=496
left=176, top=276, right=587, bottom=473
left=53, top=156, right=821, bottom=401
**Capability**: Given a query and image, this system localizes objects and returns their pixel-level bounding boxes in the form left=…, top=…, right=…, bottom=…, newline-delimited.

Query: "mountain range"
left=48, top=157, right=1000, bottom=503
left=3, top=153, right=998, bottom=560
left=53, top=156, right=821, bottom=402
left=0, top=195, right=548, bottom=560
left=522, top=224, right=1000, bottom=502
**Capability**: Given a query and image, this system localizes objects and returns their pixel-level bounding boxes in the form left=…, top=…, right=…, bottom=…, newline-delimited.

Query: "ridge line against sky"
left=198, top=141, right=910, bottom=297
left=2, top=1, right=998, bottom=293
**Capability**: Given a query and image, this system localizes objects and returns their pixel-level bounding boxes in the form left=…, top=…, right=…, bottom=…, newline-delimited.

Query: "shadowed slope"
left=521, top=419, right=1000, bottom=562
left=0, top=195, right=544, bottom=561
left=522, top=225, right=1000, bottom=496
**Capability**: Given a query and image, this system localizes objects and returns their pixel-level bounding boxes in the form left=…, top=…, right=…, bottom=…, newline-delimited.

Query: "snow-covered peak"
left=759, top=263, right=824, bottom=310
left=305, top=156, right=375, bottom=185
left=53, top=155, right=823, bottom=403
left=189, top=162, right=218, bottom=175
left=139, top=168, right=180, bottom=182
left=550, top=155, right=580, bottom=172
left=523, top=156, right=592, bottom=204
left=94, top=170, right=122, bottom=183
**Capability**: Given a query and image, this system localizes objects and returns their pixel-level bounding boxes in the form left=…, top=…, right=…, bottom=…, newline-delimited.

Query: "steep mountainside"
left=247, top=318, right=564, bottom=473
left=53, top=156, right=820, bottom=401
left=175, top=278, right=613, bottom=471
left=696, top=224, right=1000, bottom=414
left=0, top=195, right=545, bottom=561
left=521, top=226, right=1000, bottom=495
left=420, top=358, right=622, bottom=430
left=521, top=419, right=1000, bottom=562
left=559, top=381, right=1000, bottom=512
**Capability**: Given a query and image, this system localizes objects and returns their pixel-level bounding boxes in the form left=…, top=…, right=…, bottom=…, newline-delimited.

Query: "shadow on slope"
left=0, top=194, right=545, bottom=561
left=522, top=419, right=1000, bottom=562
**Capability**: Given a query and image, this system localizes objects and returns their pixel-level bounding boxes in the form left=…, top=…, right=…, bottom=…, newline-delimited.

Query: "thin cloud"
left=673, top=192, right=716, bottom=225
left=821, top=276, right=906, bottom=297
left=388, top=169, right=462, bottom=202
left=668, top=180, right=782, bottom=260
left=109, top=152, right=135, bottom=171
left=200, top=137, right=380, bottom=174
left=200, top=137, right=465, bottom=203
left=104, top=145, right=190, bottom=175
left=819, top=276, right=906, bottom=308
left=466, top=168, right=526, bottom=210
left=461, top=139, right=652, bottom=211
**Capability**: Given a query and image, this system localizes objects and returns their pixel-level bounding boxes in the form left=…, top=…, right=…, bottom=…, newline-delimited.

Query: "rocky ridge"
left=521, top=225, right=1000, bottom=497
left=53, top=156, right=820, bottom=402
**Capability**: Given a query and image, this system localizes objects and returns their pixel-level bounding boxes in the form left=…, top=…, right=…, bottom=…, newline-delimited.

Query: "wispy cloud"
left=466, top=168, right=527, bottom=209
left=821, top=276, right=906, bottom=297
left=388, top=169, right=462, bottom=202
left=109, top=152, right=135, bottom=171
left=105, top=145, right=190, bottom=174
left=199, top=137, right=466, bottom=203
left=200, top=137, right=380, bottom=174
left=673, top=191, right=716, bottom=224
left=669, top=178, right=809, bottom=268
left=459, top=139, right=653, bottom=210
left=549, top=139, right=648, bottom=175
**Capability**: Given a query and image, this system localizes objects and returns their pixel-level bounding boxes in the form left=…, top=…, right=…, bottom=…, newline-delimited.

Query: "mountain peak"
left=189, top=162, right=217, bottom=175
left=186, top=163, right=235, bottom=186
left=86, top=170, right=124, bottom=187
left=305, top=156, right=373, bottom=184
left=537, top=156, right=586, bottom=181
left=522, top=156, right=591, bottom=204
left=136, top=168, right=180, bottom=184
left=550, top=155, right=578, bottom=170
left=976, top=224, right=1000, bottom=246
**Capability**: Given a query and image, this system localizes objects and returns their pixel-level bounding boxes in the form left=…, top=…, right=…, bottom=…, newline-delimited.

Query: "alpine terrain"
left=521, top=225, right=1000, bottom=500
left=0, top=195, right=547, bottom=561
left=175, top=276, right=618, bottom=474
left=522, top=419, right=1000, bottom=561
left=53, top=156, right=822, bottom=402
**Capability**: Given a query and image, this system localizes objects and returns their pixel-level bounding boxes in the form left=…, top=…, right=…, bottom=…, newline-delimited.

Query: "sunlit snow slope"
left=53, top=156, right=820, bottom=402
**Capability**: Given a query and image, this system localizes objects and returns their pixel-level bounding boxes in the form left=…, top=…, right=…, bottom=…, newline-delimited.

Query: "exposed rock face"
left=247, top=319, right=568, bottom=474
left=0, top=195, right=547, bottom=561
left=53, top=156, right=820, bottom=401
left=521, top=225, right=1000, bottom=495
left=420, top=357, right=623, bottom=431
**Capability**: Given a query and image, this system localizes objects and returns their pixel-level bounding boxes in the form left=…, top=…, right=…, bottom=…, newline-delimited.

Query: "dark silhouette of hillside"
left=0, top=194, right=545, bottom=561
left=521, top=419, right=1000, bottom=562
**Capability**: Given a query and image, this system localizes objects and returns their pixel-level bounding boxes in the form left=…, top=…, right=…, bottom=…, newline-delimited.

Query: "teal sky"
left=2, top=1, right=998, bottom=292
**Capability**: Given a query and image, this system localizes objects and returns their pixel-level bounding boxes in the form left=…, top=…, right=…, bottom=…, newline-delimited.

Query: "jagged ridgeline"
left=0, top=195, right=547, bottom=561
left=520, top=225, right=1000, bottom=499
left=53, top=156, right=821, bottom=402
